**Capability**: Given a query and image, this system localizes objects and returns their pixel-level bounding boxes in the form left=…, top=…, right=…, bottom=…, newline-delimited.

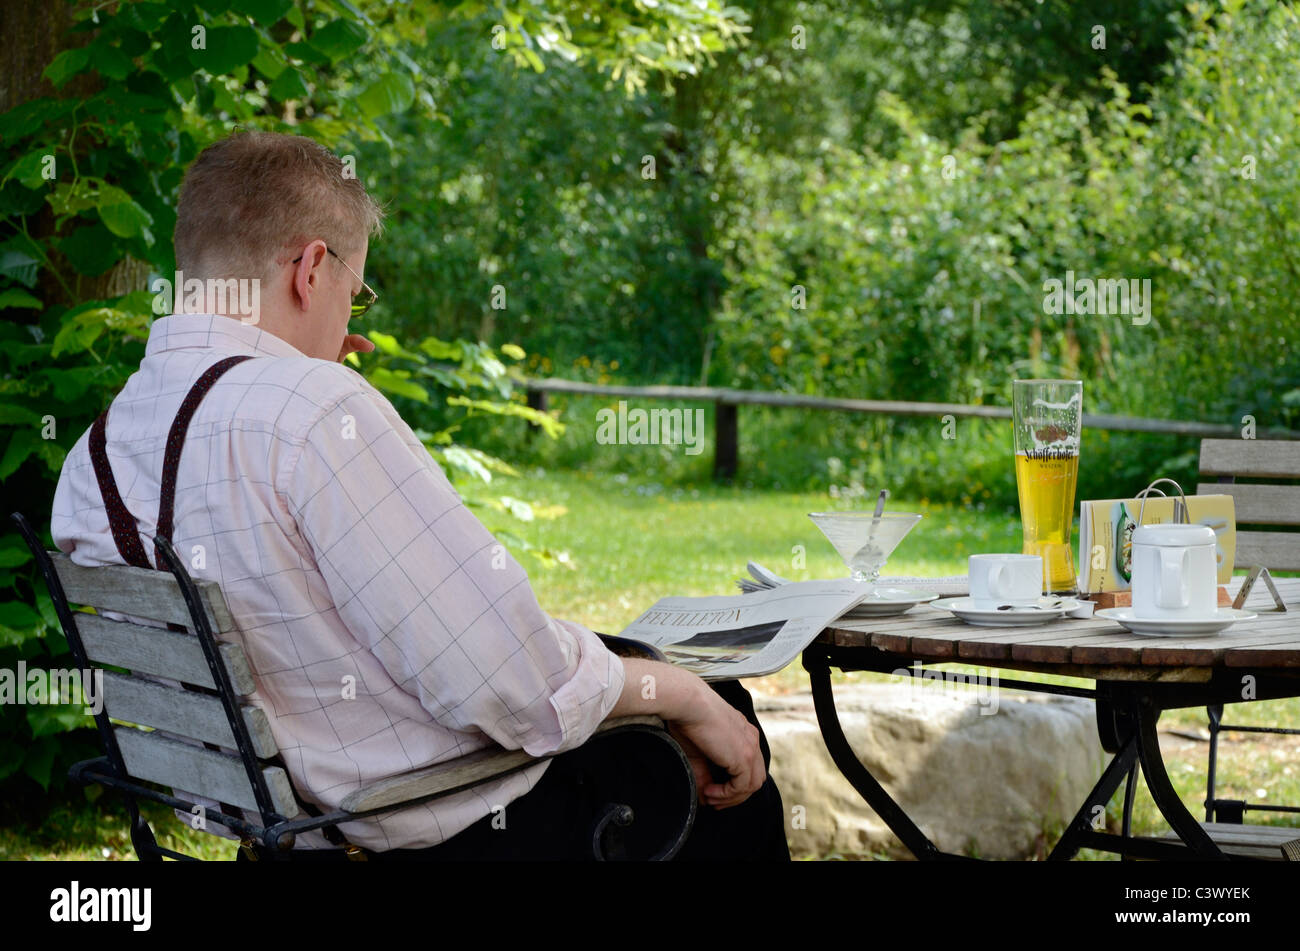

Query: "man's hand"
left=338, top=332, right=375, bottom=363
left=667, top=693, right=765, bottom=809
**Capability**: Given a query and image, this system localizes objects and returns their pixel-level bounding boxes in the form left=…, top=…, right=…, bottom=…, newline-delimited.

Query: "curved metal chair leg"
left=128, top=800, right=163, bottom=862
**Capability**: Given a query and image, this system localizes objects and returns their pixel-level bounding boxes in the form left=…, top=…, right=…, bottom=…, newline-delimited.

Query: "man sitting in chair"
left=50, top=129, right=789, bottom=860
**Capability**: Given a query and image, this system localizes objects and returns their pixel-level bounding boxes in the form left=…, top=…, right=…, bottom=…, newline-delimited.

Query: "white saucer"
left=931, top=596, right=1081, bottom=627
left=840, top=587, right=939, bottom=618
left=1094, top=607, right=1257, bottom=637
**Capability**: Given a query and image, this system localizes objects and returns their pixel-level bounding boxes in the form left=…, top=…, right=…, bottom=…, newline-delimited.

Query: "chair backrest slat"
left=1234, top=530, right=1300, bottom=572
left=1199, top=439, right=1300, bottom=479
left=114, top=726, right=300, bottom=817
left=1198, top=438, right=1300, bottom=571
left=77, top=613, right=256, bottom=695
left=1194, top=483, right=1300, bottom=527
left=50, top=551, right=233, bottom=633
left=102, top=671, right=277, bottom=757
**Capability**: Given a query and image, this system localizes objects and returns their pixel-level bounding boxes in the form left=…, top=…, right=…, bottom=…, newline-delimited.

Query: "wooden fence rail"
left=522, top=377, right=1300, bottom=481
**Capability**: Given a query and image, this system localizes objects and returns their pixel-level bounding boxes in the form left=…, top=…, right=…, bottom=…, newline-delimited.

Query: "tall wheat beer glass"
left=1013, top=379, right=1082, bottom=595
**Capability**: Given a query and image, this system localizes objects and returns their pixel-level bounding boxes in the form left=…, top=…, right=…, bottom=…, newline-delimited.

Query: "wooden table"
left=800, top=576, right=1300, bottom=861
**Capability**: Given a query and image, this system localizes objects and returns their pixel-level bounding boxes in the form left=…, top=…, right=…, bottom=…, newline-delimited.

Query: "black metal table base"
left=802, top=644, right=1298, bottom=861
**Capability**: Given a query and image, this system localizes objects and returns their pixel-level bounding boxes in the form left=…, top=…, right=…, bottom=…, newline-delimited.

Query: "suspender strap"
left=89, top=411, right=153, bottom=569
left=154, top=354, right=254, bottom=567
left=89, top=354, right=254, bottom=569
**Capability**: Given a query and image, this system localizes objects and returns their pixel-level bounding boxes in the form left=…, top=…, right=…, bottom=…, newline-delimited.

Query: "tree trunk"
left=1, top=0, right=150, bottom=309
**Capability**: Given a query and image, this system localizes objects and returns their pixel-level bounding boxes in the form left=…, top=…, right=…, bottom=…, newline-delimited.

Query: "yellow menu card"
left=1077, top=494, right=1236, bottom=593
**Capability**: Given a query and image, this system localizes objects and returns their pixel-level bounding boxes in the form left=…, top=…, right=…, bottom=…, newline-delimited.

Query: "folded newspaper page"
left=615, top=580, right=869, bottom=680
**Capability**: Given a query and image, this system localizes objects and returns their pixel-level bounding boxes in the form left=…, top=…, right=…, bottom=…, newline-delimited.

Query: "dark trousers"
left=238, top=679, right=790, bottom=861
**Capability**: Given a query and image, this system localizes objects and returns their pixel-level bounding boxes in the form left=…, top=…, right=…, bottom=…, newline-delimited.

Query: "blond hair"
left=173, top=129, right=384, bottom=282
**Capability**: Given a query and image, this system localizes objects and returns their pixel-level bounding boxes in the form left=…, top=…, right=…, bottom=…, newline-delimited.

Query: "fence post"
left=525, top=388, right=548, bottom=439
left=714, top=400, right=737, bottom=481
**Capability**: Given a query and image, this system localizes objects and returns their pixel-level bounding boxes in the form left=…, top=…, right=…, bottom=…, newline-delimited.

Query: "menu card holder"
left=1233, top=565, right=1288, bottom=612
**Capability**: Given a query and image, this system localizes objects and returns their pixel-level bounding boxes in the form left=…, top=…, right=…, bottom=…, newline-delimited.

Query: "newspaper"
left=615, top=579, right=870, bottom=680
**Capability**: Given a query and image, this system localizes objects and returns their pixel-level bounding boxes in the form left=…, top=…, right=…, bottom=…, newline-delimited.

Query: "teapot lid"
left=1132, top=522, right=1215, bottom=547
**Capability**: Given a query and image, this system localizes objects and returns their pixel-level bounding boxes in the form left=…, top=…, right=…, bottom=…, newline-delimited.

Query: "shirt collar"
left=145, top=314, right=308, bottom=360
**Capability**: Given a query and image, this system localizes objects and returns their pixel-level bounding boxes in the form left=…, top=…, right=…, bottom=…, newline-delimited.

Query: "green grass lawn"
left=1, top=789, right=239, bottom=861
left=4, top=466, right=1295, bottom=860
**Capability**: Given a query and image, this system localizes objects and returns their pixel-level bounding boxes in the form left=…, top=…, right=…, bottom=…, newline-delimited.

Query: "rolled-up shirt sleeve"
left=282, top=378, right=625, bottom=757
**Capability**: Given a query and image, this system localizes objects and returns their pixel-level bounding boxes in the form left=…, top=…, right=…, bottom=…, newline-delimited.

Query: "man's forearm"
left=607, top=658, right=711, bottom=722
left=605, top=656, right=766, bottom=808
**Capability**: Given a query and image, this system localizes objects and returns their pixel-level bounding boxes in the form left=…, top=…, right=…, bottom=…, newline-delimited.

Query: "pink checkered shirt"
left=51, top=314, right=626, bottom=850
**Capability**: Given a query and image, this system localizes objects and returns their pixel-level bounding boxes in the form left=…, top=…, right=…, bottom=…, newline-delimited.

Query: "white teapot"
left=1130, top=522, right=1217, bottom=619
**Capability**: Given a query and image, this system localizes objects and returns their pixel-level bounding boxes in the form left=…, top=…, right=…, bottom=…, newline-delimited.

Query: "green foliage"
left=728, top=0, right=1299, bottom=438
left=865, top=0, right=1187, bottom=145
left=713, top=74, right=1163, bottom=409
left=467, top=0, right=1297, bottom=511
left=447, top=0, right=750, bottom=94
left=1144, top=0, right=1300, bottom=427
left=361, top=19, right=728, bottom=381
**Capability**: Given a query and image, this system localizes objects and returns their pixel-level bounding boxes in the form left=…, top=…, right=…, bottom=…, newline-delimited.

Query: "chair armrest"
left=338, top=715, right=667, bottom=815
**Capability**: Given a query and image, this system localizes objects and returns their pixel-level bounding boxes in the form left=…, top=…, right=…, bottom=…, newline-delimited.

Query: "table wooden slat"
left=819, top=577, right=1300, bottom=672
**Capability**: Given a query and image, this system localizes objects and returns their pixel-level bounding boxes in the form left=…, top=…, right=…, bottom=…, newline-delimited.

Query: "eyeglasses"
left=291, top=246, right=378, bottom=318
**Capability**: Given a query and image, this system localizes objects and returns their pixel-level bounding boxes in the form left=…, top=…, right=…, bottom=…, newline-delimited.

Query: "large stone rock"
left=757, top=680, right=1108, bottom=859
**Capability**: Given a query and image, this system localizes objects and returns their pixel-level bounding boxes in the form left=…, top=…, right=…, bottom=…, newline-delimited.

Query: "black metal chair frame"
left=1201, top=461, right=1300, bottom=826
left=1203, top=703, right=1300, bottom=824
left=11, top=511, right=697, bottom=861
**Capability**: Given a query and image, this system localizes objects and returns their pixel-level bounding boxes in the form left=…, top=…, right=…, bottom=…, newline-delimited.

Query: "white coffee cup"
left=1130, top=523, right=1217, bottom=619
left=969, top=554, right=1043, bottom=608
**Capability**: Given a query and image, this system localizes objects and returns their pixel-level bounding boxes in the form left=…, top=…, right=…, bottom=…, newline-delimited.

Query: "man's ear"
left=291, top=240, right=328, bottom=312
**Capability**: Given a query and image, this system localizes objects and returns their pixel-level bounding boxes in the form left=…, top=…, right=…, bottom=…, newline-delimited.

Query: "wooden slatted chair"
left=1194, top=438, right=1300, bottom=845
left=11, top=512, right=696, bottom=861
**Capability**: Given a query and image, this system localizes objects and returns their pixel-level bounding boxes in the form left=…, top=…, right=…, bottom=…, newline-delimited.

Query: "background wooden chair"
left=11, top=511, right=696, bottom=861
left=1195, top=438, right=1300, bottom=830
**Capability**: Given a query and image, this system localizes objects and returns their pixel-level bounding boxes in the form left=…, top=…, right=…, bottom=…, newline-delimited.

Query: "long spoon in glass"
left=848, top=490, right=890, bottom=582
